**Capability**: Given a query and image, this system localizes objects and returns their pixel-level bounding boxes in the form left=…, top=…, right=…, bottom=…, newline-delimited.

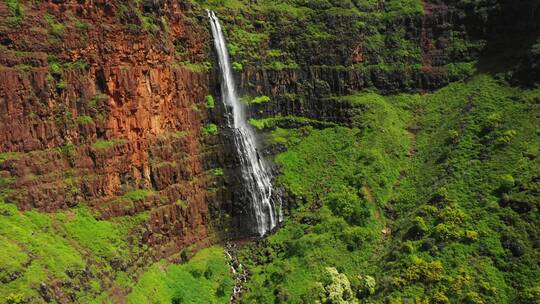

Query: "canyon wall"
left=0, top=0, right=214, bottom=261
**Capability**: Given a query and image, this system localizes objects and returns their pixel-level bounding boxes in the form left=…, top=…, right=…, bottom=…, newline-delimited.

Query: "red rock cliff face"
left=0, top=0, right=213, bottom=259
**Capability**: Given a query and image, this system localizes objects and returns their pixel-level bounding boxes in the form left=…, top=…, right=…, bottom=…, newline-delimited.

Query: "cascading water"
left=208, top=11, right=282, bottom=236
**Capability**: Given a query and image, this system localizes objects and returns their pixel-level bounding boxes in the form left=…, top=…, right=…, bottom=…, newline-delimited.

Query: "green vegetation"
left=56, top=79, right=67, bottom=89
left=140, top=15, right=160, bottom=33
left=0, top=152, right=20, bottom=163
left=14, top=64, right=31, bottom=73
left=264, top=60, right=299, bottom=70
left=71, top=17, right=89, bottom=32
left=63, top=60, right=89, bottom=71
left=0, top=199, right=132, bottom=303
left=212, top=168, right=224, bottom=177
left=191, top=0, right=482, bottom=95
left=201, top=123, right=218, bottom=136
left=123, top=189, right=154, bottom=201
left=126, top=246, right=234, bottom=304
left=91, top=139, right=126, bottom=150
left=232, top=61, right=243, bottom=71
left=46, top=56, right=88, bottom=91
left=1, top=0, right=538, bottom=303
left=238, top=74, right=540, bottom=303
left=249, top=116, right=337, bottom=130
left=117, top=1, right=163, bottom=34
left=372, top=75, right=540, bottom=303
left=179, top=61, right=212, bottom=73
left=88, top=93, right=110, bottom=123
left=4, top=0, right=25, bottom=26
left=64, top=206, right=128, bottom=261
left=239, top=88, right=412, bottom=303
left=44, top=14, right=65, bottom=37
left=205, top=95, right=215, bottom=109
left=244, top=95, right=271, bottom=105
left=77, top=115, right=93, bottom=124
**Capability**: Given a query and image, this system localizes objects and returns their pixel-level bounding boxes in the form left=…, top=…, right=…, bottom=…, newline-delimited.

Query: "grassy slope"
left=126, top=246, right=234, bottom=304
left=239, top=90, right=413, bottom=302
left=0, top=199, right=146, bottom=303
left=0, top=195, right=233, bottom=304
left=238, top=74, right=540, bottom=303
left=380, top=75, right=540, bottom=303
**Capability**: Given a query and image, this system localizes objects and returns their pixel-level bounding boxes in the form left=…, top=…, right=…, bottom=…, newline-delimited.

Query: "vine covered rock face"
left=0, top=0, right=539, bottom=303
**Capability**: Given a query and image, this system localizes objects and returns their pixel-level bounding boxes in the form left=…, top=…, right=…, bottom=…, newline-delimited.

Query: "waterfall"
left=208, top=11, right=282, bottom=236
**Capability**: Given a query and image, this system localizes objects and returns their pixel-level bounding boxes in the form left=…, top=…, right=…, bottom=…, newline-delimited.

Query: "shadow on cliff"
left=472, top=0, right=540, bottom=86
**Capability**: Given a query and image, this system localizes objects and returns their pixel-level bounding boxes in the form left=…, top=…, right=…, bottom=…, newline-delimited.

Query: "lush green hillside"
left=126, top=246, right=234, bottom=304
left=238, top=74, right=540, bottom=303
left=0, top=198, right=144, bottom=302
left=0, top=194, right=233, bottom=303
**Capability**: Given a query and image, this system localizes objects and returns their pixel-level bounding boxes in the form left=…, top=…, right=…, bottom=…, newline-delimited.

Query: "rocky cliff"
left=0, top=1, right=221, bottom=301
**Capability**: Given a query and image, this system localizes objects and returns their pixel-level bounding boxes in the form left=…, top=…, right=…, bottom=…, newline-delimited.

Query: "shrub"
left=180, top=248, right=191, bottom=262
left=391, top=276, right=407, bottom=289
left=232, top=61, right=243, bottom=71
left=429, top=187, right=451, bottom=205
left=92, top=139, right=126, bottom=150
left=140, top=15, right=160, bottom=33
left=431, top=291, right=450, bottom=304
left=401, top=241, right=415, bottom=253
left=318, top=267, right=356, bottom=303
left=437, top=206, right=465, bottom=225
left=212, top=168, right=224, bottom=176
left=483, top=112, right=502, bottom=132
left=519, top=287, right=540, bottom=304
left=205, top=95, right=215, bottom=109
left=495, top=130, right=517, bottom=145
left=73, top=17, right=90, bottom=32
left=64, top=60, right=89, bottom=71
left=14, top=64, right=31, bottom=73
left=123, top=189, right=154, bottom=201
left=179, top=61, right=211, bottom=72
left=339, top=227, right=371, bottom=251
left=446, top=62, right=476, bottom=80
left=0, top=152, right=20, bottom=163
left=5, top=0, right=25, bottom=26
left=5, top=293, right=24, bottom=304
left=49, top=62, right=63, bottom=75
left=325, top=188, right=369, bottom=226
left=407, top=216, right=428, bottom=238
left=448, top=129, right=460, bottom=143
left=464, top=291, right=484, bottom=304
left=464, top=230, right=479, bottom=242
left=404, top=256, right=444, bottom=283
left=57, top=79, right=67, bottom=89
left=251, top=95, right=271, bottom=104
left=45, top=14, right=65, bottom=37
left=356, top=275, right=376, bottom=297
left=77, top=115, right=93, bottom=124
left=434, top=223, right=461, bottom=241
left=201, top=124, right=218, bottom=136
left=498, top=174, right=515, bottom=192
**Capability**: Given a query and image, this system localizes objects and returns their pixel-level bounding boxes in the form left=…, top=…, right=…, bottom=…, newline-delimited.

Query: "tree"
left=315, top=267, right=359, bottom=304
